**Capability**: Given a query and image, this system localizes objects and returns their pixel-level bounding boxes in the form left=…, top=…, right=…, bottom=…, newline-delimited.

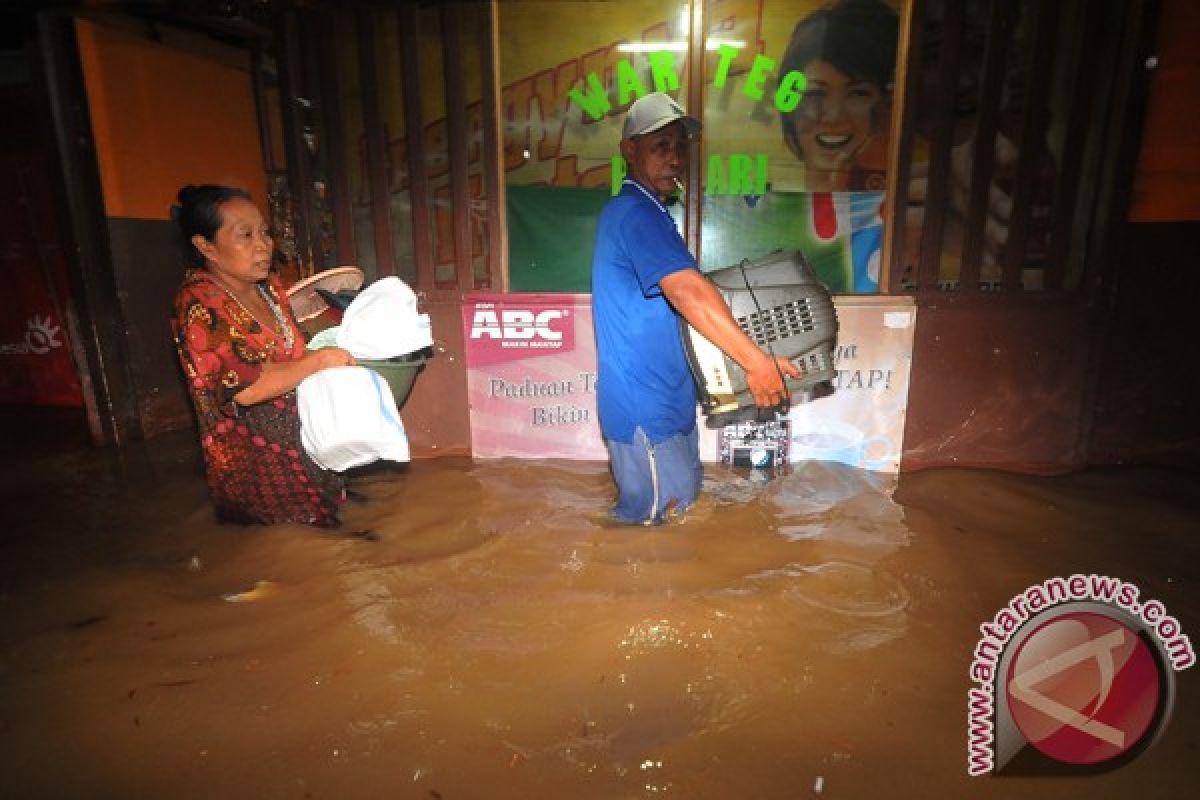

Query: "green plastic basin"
left=358, top=354, right=429, bottom=409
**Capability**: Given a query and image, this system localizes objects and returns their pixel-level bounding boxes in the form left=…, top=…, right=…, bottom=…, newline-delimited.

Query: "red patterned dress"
left=173, top=271, right=343, bottom=527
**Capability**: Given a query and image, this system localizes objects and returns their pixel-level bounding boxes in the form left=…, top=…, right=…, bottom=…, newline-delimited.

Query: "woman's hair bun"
left=176, top=184, right=199, bottom=206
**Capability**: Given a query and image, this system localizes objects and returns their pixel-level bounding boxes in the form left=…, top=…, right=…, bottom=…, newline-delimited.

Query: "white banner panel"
left=465, top=294, right=915, bottom=471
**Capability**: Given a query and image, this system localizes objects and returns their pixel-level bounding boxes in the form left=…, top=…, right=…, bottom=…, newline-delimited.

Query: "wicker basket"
left=285, top=267, right=365, bottom=324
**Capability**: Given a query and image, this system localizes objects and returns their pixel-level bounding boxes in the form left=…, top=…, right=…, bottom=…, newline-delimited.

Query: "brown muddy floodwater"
left=1, top=430, right=1197, bottom=799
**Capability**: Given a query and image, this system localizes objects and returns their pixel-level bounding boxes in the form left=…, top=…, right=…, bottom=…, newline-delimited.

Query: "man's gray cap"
left=621, top=92, right=702, bottom=139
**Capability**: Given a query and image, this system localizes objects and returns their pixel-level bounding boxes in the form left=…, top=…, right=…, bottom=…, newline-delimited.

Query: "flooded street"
left=1, top=431, right=1197, bottom=798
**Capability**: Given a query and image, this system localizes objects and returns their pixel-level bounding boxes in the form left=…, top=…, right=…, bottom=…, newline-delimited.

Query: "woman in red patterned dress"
left=172, top=185, right=356, bottom=527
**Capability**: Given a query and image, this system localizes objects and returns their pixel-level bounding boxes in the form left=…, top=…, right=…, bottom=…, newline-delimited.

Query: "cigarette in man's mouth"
left=673, top=177, right=685, bottom=193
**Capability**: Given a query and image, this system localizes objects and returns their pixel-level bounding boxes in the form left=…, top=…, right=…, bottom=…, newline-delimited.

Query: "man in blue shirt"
left=592, top=92, right=801, bottom=524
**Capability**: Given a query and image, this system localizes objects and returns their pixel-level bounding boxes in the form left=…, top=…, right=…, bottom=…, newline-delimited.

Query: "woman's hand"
left=308, top=346, right=357, bottom=371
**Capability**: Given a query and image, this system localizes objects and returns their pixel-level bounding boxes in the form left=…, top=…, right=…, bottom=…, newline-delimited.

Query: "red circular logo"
left=1006, top=612, right=1162, bottom=765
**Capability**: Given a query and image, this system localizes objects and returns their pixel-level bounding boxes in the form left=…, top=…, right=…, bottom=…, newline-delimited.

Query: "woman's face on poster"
left=786, top=59, right=885, bottom=184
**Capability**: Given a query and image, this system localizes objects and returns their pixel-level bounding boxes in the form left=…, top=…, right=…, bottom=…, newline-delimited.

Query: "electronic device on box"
left=718, top=419, right=791, bottom=469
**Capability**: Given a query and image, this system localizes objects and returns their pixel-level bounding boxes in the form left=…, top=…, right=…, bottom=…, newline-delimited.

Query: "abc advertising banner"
left=464, top=293, right=607, bottom=460
left=464, top=293, right=916, bottom=471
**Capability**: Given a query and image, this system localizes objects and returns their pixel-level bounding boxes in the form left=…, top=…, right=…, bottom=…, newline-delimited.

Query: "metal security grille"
left=270, top=1, right=500, bottom=290
left=737, top=299, right=818, bottom=345
left=888, top=0, right=1156, bottom=297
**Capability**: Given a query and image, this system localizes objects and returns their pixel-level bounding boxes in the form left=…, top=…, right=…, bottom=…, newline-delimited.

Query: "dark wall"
left=106, top=217, right=192, bottom=437
left=900, top=221, right=1200, bottom=474
left=1086, top=222, right=1200, bottom=467
left=400, top=292, right=472, bottom=457
left=900, top=293, right=1095, bottom=474
left=1089, top=0, right=1200, bottom=467
left=1128, top=0, right=1200, bottom=222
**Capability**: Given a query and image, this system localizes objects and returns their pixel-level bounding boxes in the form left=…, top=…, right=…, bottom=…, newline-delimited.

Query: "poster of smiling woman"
left=776, top=0, right=898, bottom=192
left=699, top=0, right=900, bottom=293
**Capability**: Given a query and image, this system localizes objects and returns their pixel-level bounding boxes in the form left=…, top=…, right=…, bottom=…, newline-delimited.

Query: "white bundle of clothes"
left=336, top=276, right=433, bottom=358
left=298, top=366, right=409, bottom=471
left=296, top=277, right=432, bottom=472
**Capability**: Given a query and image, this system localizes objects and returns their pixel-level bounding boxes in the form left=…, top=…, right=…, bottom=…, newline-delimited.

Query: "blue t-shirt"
left=592, top=180, right=699, bottom=444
